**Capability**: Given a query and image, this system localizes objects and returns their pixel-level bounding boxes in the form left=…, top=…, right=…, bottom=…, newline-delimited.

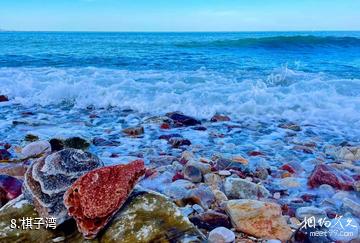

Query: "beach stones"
left=295, top=206, right=327, bottom=222
left=184, top=165, right=202, bottom=182
left=208, top=227, right=235, bottom=243
left=64, top=137, right=90, bottom=150
left=189, top=210, right=231, bottom=230
left=0, top=163, right=28, bottom=178
left=0, top=148, right=11, bottom=160
left=122, top=126, right=144, bottom=136
left=166, top=112, right=201, bottom=127
left=224, top=177, right=270, bottom=199
left=0, top=95, right=9, bottom=102
left=49, top=138, right=64, bottom=151
left=64, top=160, right=146, bottom=239
left=183, top=184, right=216, bottom=209
left=0, top=174, right=22, bottom=206
left=21, top=140, right=51, bottom=158
left=335, top=146, right=360, bottom=161
left=169, top=137, right=191, bottom=148
left=23, top=148, right=103, bottom=225
left=24, top=134, right=39, bottom=142
left=225, top=199, right=292, bottom=241
left=278, top=122, right=301, bottom=131
left=308, top=164, right=354, bottom=190
left=210, top=114, right=231, bottom=122
left=101, top=190, right=205, bottom=243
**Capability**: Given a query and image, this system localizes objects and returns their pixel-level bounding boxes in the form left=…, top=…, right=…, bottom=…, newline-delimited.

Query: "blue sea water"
left=0, top=31, right=360, bottom=138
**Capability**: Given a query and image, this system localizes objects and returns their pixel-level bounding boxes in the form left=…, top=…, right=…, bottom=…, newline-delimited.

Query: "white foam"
left=1, top=66, right=359, bottom=134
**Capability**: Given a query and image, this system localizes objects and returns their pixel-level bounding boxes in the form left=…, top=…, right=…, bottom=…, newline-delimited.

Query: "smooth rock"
left=64, top=137, right=90, bottom=150
left=184, top=184, right=215, bottom=209
left=0, top=174, right=22, bottom=206
left=336, top=146, right=360, bottom=161
left=189, top=211, right=231, bottom=230
left=208, top=227, right=235, bottom=243
left=213, top=189, right=228, bottom=204
left=23, top=148, right=103, bottom=225
left=254, top=167, right=268, bottom=180
left=122, top=126, right=144, bottom=136
left=64, top=160, right=146, bottom=239
left=21, top=140, right=51, bottom=158
left=308, top=164, right=354, bottom=190
left=224, top=177, right=270, bottom=199
left=166, top=112, right=201, bottom=127
left=295, top=206, right=327, bottom=222
left=0, top=95, right=9, bottom=102
left=49, top=138, right=65, bottom=152
left=280, top=177, right=301, bottom=188
left=218, top=170, right=231, bottom=176
left=225, top=199, right=292, bottom=241
left=0, top=163, right=28, bottom=178
left=101, top=190, right=205, bottom=242
left=163, top=179, right=195, bottom=200
left=184, top=165, right=202, bottom=183
left=210, top=114, right=231, bottom=122
left=169, top=137, right=191, bottom=148
left=278, top=122, right=301, bottom=131
left=214, top=157, right=246, bottom=171
left=24, top=134, right=39, bottom=142
left=0, top=149, right=11, bottom=160
left=204, top=173, right=223, bottom=190
left=187, top=160, right=212, bottom=175
left=92, top=137, right=120, bottom=146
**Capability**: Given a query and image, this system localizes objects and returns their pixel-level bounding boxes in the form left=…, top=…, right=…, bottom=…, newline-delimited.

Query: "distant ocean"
left=1, top=31, right=360, bottom=139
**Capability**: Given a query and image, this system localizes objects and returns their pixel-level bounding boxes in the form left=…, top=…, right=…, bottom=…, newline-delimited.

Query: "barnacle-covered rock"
left=22, top=148, right=103, bottom=225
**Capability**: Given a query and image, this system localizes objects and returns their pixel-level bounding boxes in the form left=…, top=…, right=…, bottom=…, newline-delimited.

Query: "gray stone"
left=224, top=177, right=270, bottom=199
left=208, top=227, right=235, bottom=243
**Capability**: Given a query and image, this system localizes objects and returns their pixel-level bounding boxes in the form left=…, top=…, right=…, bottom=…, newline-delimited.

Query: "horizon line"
left=1, top=29, right=360, bottom=33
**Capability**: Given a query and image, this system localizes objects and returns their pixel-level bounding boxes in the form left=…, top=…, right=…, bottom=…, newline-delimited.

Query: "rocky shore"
left=0, top=98, right=359, bottom=242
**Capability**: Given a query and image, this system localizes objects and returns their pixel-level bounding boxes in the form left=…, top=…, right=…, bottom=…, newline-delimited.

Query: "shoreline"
left=1, top=99, right=359, bottom=242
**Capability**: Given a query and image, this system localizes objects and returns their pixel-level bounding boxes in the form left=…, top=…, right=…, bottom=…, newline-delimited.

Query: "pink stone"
left=0, top=174, right=22, bottom=204
left=64, top=160, right=146, bottom=239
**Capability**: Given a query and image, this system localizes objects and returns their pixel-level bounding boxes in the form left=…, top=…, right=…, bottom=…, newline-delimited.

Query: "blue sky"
left=1, top=0, right=359, bottom=31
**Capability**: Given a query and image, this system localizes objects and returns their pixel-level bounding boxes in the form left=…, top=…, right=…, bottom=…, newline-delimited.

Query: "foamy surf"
left=1, top=66, right=360, bottom=134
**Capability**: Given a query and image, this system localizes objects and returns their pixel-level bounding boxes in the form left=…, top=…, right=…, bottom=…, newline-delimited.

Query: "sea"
left=0, top=31, right=360, bottom=161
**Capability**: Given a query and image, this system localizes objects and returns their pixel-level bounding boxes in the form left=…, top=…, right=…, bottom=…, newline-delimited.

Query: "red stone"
left=0, top=95, right=9, bottom=102
left=248, top=151, right=265, bottom=156
left=172, top=171, right=184, bottom=181
left=144, top=168, right=157, bottom=178
left=308, top=164, right=354, bottom=190
left=160, top=123, right=170, bottom=129
left=64, top=160, right=146, bottom=239
left=281, top=164, right=296, bottom=174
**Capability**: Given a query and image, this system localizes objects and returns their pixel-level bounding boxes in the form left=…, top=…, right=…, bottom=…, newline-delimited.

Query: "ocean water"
left=1, top=31, right=360, bottom=142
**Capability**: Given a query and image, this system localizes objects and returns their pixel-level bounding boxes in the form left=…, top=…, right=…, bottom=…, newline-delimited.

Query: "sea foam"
left=1, top=66, right=360, bottom=134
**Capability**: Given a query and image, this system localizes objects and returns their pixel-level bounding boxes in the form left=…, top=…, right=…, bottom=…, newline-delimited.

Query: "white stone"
left=208, top=227, right=235, bottom=243
left=266, top=240, right=281, bottom=243
left=295, top=206, right=327, bottom=222
left=218, top=170, right=231, bottom=176
left=21, top=140, right=51, bottom=158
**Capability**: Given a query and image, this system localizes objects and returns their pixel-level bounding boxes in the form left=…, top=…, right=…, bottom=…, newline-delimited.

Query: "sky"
left=1, top=0, right=360, bottom=31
